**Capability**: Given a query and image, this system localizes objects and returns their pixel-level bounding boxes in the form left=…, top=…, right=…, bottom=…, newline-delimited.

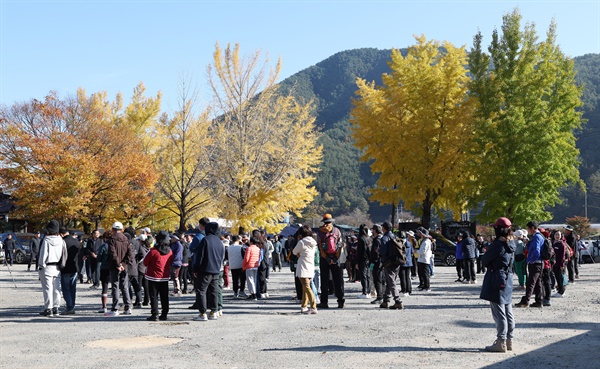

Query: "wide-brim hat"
left=407, top=230, right=415, bottom=237
left=322, top=213, right=335, bottom=223
left=565, top=225, right=574, bottom=231
left=417, top=227, right=429, bottom=237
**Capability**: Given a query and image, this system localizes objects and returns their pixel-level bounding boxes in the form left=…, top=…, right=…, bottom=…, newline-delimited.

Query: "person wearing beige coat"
left=293, top=225, right=318, bottom=314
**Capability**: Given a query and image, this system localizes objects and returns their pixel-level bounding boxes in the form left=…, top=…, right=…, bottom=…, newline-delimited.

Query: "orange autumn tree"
left=0, top=86, right=159, bottom=228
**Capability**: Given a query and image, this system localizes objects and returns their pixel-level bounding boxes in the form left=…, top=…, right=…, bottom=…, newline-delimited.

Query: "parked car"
left=430, top=231, right=457, bottom=266
left=0, top=232, right=35, bottom=264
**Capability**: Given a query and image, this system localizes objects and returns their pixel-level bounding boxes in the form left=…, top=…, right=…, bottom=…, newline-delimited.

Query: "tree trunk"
left=391, top=203, right=397, bottom=228
left=421, top=193, right=432, bottom=230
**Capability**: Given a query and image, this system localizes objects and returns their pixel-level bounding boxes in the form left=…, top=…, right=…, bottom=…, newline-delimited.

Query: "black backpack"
left=541, top=237, right=555, bottom=263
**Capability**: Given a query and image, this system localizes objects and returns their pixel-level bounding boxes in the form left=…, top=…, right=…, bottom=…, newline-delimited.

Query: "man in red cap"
left=316, top=214, right=345, bottom=309
left=515, top=220, right=544, bottom=308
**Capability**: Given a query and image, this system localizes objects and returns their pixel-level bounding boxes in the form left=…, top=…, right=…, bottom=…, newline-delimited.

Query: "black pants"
left=179, top=265, right=188, bottom=292
left=27, top=252, right=38, bottom=270
left=567, top=254, right=579, bottom=282
left=258, top=264, right=268, bottom=295
left=455, top=259, right=464, bottom=279
left=148, top=280, right=169, bottom=317
left=372, top=264, right=385, bottom=299
left=477, top=255, right=486, bottom=273
left=89, top=259, right=99, bottom=287
left=140, top=273, right=149, bottom=304
left=417, top=262, right=430, bottom=289
left=231, top=268, right=246, bottom=294
left=196, top=273, right=219, bottom=314
left=464, top=258, right=476, bottom=282
left=411, top=255, right=417, bottom=277
left=399, top=266, right=412, bottom=294
left=524, top=263, right=543, bottom=304
left=358, top=261, right=370, bottom=295
left=552, top=265, right=565, bottom=294
left=294, top=276, right=302, bottom=300
left=129, top=274, right=142, bottom=304
left=383, top=265, right=401, bottom=303
left=272, top=252, right=282, bottom=271
left=542, top=268, right=552, bottom=300
left=319, top=259, right=344, bottom=305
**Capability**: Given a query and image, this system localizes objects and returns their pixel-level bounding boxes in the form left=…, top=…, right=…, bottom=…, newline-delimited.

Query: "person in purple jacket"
left=169, top=235, right=183, bottom=296
left=515, top=221, right=544, bottom=308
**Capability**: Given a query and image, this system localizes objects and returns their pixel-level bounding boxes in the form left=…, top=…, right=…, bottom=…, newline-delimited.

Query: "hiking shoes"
left=389, top=301, right=404, bottom=310
left=530, top=301, right=543, bottom=308
left=379, top=302, right=390, bottom=309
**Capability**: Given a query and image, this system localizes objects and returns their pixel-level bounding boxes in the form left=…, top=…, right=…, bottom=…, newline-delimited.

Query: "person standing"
left=242, top=236, right=261, bottom=301
left=455, top=233, right=465, bottom=282
left=513, top=230, right=528, bottom=289
left=188, top=217, right=209, bottom=309
left=96, top=231, right=111, bottom=313
left=292, top=225, right=318, bottom=314
left=476, top=234, right=487, bottom=274
left=192, top=222, right=225, bottom=321
left=417, top=227, right=432, bottom=292
left=86, top=230, right=103, bottom=289
left=38, top=220, right=67, bottom=316
left=143, top=231, right=174, bottom=321
left=272, top=235, right=283, bottom=272
left=28, top=231, right=41, bottom=271
left=180, top=235, right=191, bottom=294
left=169, top=235, right=183, bottom=296
left=551, top=230, right=567, bottom=298
left=124, top=228, right=143, bottom=308
left=400, top=233, right=413, bottom=296
left=370, top=224, right=385, bottom=304
left=356, top=224, right=371, bottom=299
left=379, top=223, right=404, bottom=309
left=480, top=217, right=516, bottom=353
left=461, top=231, right=478, bottom=284
left=59, top=228, right=80, bottom=315
left=3, top=234, right=15, bottom=266
left=515, top=221, right=544, bottom=308
left=564, top=225, right=578, bottom=282
left=316, top=214, right=345, bottom=309
left=105, top=222, right=132, bottom=317
left=228, top=235, right=246, bottom=298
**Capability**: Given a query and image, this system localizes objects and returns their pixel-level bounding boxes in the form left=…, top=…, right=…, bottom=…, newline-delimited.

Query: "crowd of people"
left=23, top=213, right=589, bottom=353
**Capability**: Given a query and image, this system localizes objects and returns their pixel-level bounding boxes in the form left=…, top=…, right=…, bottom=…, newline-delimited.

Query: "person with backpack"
left=480, top=217, right=516, bottom=353
left=316, top=214, right=345, bottom=309
left=515, top=221, right=545, bottom=308
left=379, top=222, right=404, bottom=310
left=356, top=224, right=371, bottom=299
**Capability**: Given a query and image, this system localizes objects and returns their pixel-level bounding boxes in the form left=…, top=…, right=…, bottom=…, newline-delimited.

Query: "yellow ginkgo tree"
left=207, top=43, right=322, bottom=232
left=351, top=35, right=477, bottom=228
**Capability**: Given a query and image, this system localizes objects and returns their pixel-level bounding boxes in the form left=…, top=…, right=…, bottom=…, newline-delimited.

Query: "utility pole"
left=585, top=191, right=588, bottom=218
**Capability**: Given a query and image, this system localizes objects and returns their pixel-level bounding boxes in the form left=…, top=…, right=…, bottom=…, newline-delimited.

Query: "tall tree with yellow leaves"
left=208, top=43, right=322, bottom=232
left=154, top=77, right=216, bottom=232
left=351, top=36, right=477, bottom=228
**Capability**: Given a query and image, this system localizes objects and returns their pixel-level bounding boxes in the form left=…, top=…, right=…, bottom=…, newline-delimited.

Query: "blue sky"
left=2, top=0, right=599, bottom=112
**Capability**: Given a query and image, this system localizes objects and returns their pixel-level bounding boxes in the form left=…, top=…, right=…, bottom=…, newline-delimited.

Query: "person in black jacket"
left=369, top=224, right=385, bottom=304
left=461, top=230, right=478, bottom=284
left=86, top=230, right=103, bottom=288
left=3, top=234, right=15, bottom=266
left=60, top=228, right=80, bottom=314
left=192, top=222, right=225, bottom=321
left=356, top=224, right=372, bottom=299
left=28, top=232, right=41, bottom=271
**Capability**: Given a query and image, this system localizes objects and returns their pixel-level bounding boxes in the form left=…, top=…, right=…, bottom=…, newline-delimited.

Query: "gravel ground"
left=1, top=262, right=599, bottom=369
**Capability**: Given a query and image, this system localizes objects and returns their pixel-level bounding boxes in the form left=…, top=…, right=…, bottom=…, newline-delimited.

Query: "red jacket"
left=143, top=248, right=174, bottom=282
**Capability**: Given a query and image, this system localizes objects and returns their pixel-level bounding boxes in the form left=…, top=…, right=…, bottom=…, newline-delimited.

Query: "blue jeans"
left=60, top=273, right=78, bottom=311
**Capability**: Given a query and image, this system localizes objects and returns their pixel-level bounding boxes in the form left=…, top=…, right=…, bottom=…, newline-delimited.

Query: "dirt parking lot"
left=1, top=262, right=599, bottom=369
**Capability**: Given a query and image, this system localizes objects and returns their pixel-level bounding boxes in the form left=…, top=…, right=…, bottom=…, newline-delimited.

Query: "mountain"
left=279, top=49, right=600, bottom=223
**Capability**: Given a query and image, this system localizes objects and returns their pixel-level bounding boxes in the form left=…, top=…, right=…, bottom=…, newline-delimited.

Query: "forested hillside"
left=279, top=49, right=600, bottom=223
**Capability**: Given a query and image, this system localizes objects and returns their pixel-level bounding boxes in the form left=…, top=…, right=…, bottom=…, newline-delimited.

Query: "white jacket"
left=417, top=238, right=432, bottom=264
left=293, top=236, right=317, bottom=279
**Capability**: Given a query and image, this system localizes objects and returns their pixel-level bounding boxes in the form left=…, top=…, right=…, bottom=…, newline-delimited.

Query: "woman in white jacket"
left=38, top=220, right=67, bottom=316
left=292, top=225, right=318, bottom=314
left=417, top=227, right=432, bottom=292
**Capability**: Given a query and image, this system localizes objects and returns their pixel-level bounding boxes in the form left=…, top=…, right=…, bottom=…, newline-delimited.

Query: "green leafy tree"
left=468, top=9, right=584, bottom=225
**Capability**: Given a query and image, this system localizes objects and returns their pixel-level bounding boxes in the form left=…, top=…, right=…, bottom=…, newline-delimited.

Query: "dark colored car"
left=0, top=232, right=36, bottom=264
left=430, top=231, right=457, bottom=266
